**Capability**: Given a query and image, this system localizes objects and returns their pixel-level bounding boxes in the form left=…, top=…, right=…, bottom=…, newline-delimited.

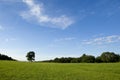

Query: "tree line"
left=0, top=53, right=15, bottom=61
left=1, top=51, right=120, bottom=63
left=42, top=52, right=120, bottom=63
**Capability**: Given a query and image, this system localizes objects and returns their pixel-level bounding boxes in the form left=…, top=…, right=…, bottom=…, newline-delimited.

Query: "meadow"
left=0, top=61, right=120, bottom=80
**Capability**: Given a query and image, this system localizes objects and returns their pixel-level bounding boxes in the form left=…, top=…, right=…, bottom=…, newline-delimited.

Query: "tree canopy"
left=26, top=51, right=35, bottom=62
left=0, top=53, right=15, bottom=61
left=41, top=52, right=120, bottom=63
left=101, top=52, right=119, bottom=62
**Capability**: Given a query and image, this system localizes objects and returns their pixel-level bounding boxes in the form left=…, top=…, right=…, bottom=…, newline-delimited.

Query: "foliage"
left=71, top=58, right=80, bottom=63
left=0, top=53, right=15, bottom=61
left=80, top=54, right=95, bottom=63
left=26, top=51, right=35, bottom=62
left=95, top=56, right=102, bottom=63
left=54, top=57, right=73, bottom=63
left=43, top=52, right=120, bottom=63
left=100, top=52, right=119, bottom=62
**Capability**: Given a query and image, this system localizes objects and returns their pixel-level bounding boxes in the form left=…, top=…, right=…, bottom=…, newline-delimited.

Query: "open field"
left=0, top=61, right=120, bottom=80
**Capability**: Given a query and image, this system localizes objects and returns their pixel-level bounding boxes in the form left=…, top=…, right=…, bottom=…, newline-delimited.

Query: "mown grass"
left=0, top=61, right=120, bottom=80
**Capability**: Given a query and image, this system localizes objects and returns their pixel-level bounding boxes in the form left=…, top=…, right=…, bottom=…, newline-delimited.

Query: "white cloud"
left=0, top=25, right=4, bottom=31
left=83, top=35, right=120, bottom=45
left=5, top=38, right=16, bottom=42
left=21, top=0, right=74, bottom=29
left=54, top=37, right=75, bottom=42
left=46, top=37, right=75, bottom=48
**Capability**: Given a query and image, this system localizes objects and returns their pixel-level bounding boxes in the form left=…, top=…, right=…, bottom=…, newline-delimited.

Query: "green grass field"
left=0, top=61, right=120, bottom=80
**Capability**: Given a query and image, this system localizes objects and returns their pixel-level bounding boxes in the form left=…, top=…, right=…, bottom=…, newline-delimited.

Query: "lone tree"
left=26, top=51, right=35, bottom=62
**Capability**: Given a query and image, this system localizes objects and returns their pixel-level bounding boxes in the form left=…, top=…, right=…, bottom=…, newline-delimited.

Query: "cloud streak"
left=83, top=35, right=120, bottom=45
left=54, top=37, right=76, bottom=42
left=21, top=0, right=74, bottom=29
left=0, top=25, right=4, bottom=31
left=5, top=38, right=16, bottom=42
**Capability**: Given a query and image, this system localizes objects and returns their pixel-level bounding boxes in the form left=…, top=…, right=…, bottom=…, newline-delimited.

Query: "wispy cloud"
left=83, top=35, right=120, bottom=45
left=21, top=0, right=74, bottom=29
left=0, top=25, right=4, bottom=31
left=54, top=37, right=76, bottom=42
left=5, top=38, right=16, bottom=42
left=47, top=37, right=76, bottom=48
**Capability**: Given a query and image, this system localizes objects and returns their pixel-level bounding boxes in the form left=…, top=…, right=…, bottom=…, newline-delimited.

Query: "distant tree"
left=60, top=57, right=66, bottom=63
left=41, top=52, right=120, bottom=63
left=0, top=53, right=15, bottom=61
left=65, top=57, right=76, bottom=63
left=71, top=58, right=79, bottom=63
left=95, top=56, right=102, bottom=63
left=80, top=54, right=95, bottom=63
left=54, top=57, right=74, bottom=63
left=100, top=52, right=119, bottom=62
left=26, top=51, right=35, bottom=62
left=119, top=55, right=120, bottom=62
left=54, top=58, right=60, bottom=63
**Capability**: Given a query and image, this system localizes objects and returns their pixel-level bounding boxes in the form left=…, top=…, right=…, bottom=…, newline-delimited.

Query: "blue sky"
left=0, top=0, right=120, bottom=61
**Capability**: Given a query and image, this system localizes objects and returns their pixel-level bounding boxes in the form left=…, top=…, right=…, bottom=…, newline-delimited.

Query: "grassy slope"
left=0, top=61, right=120, bottom=80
